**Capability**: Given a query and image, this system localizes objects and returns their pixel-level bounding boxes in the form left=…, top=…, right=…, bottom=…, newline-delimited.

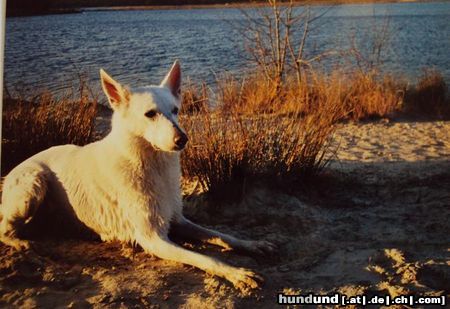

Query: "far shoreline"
left=81, top=0, right=434, bottom=13
left=7, top=0, right=443, bottom=17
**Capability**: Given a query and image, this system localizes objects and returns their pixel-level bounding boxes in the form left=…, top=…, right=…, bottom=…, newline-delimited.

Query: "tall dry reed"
left=2, top=90, right=97, bottom=175
left=404, top=69, right=450, bottom=119
left=180, top=71, right=346, bottom=200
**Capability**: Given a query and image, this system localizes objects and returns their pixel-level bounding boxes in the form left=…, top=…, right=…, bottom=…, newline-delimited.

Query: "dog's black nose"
left=174, top=132, right=188, bottom=149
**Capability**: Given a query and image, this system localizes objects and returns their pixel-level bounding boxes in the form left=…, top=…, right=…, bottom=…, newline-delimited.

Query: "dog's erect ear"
left=160, top=60, right=181, bottom=98
left=100, top=69, right=129, bottom=109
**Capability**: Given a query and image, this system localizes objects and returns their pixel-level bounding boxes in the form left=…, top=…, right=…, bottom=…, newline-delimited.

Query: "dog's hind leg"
left=136, top=231, right=263, bottom=292
left=0, top=164, right=48, bottom=250
left=170, top=216, right=276, bottom=255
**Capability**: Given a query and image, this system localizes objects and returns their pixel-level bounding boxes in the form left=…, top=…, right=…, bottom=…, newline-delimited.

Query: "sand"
left=1, top=120, right=449, bottom=308
left=333, top=120, right=450, bottom=163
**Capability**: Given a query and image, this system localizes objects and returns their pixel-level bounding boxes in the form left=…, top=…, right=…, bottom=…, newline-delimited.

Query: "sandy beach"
left=0, top=119, right=449, bottom=307
left=333, top=120, right=450, bottom=163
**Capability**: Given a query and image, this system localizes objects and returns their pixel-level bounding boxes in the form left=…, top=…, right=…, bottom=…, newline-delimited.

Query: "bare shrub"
left=347, top=14, right=392, bottom=73
left=2, top=87, right=97, bottom=175
left=239, top=0, right=334, bottom=95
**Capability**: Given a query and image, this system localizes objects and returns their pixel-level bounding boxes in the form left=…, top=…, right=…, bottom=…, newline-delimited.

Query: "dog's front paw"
left=241, top=240, right=277, bottom=255
left=226, top=267, right=263, bottom=293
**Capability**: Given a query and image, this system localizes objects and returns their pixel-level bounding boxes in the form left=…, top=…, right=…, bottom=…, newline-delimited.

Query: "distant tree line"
left=55, top=0, right=256, bottom=7
left=7, top=0, right=52, bottom=16
left=7, top=0, right=266, bottom=16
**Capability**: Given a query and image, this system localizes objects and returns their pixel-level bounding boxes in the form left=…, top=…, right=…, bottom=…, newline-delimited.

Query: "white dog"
left=0, top=61, right=275, bottom=291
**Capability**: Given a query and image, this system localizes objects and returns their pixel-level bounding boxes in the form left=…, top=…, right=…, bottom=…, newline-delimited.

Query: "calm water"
left=4, top=2, right=450, bottom=95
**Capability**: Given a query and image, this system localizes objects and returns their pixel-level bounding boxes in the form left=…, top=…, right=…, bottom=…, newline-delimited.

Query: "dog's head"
left=100, top=61, right=188, bottom=152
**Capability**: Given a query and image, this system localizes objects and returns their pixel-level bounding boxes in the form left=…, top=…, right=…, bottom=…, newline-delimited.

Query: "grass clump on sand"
left=404, top=69, right=450, bottom=120
left=210, top=71, right=405, bottom=119
left=180, top=71, right=345, bottom=200
left=1, top=89, right=97, bottom=175
left=339, top=71, right=405, bottom=121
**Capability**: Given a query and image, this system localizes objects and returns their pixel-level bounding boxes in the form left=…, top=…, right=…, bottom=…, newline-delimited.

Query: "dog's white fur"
left=0, top=61, right=275, bottom=291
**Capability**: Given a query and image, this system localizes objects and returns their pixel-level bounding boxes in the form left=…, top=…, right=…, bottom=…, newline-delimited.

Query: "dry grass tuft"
left=216, top=74, right=280, bottom=114
left=180, top=71, right=345, bottom=200
left=181, top=79, right=210, bottom=115
left=196, top=70, right=405, bottom=118
left=340, top=71, right=405, bottom=120
left=181, top=111, right=337, bottom=200
left=2, top=90, right=97, bottom=175
left=404, top=69, right=450, bottom=119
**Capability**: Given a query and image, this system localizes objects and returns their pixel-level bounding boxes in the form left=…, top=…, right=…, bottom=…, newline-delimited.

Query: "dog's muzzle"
left=173, top=131, right=188, bottom=151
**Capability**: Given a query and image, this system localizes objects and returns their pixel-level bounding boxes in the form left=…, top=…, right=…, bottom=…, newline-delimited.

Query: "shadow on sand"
left=0, top=159, right=449, bottom=307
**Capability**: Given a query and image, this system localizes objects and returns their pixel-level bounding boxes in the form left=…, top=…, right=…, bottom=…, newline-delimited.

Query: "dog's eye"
left=172, top=107, right=179, bottom=115
left=145, top=110, right=157, bottom=118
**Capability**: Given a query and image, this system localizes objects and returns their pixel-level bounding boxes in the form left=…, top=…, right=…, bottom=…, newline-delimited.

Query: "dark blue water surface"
left=4, top=1, right=450, bottom=95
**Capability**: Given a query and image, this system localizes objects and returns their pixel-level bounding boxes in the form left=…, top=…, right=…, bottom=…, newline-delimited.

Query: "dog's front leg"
left=171, top=216, right=276, bottom=255
left=135, top=231, right=262, bottom=292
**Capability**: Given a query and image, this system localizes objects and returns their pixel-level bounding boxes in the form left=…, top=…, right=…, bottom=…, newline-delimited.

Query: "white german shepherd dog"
left=0, top=61, right=275, bottom=291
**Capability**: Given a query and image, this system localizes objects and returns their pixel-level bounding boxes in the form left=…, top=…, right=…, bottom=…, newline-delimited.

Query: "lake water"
left=4, top=1, right=450, bottom=96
